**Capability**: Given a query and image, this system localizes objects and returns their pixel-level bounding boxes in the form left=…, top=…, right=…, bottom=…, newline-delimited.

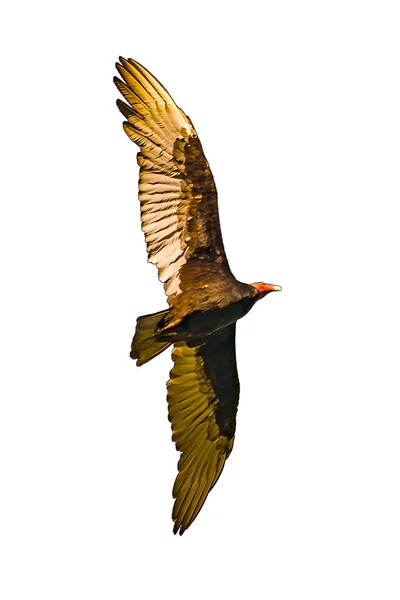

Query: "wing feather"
left=167, top=325, right=239, bottom=534
left=115, top=58, right=242, bottom=318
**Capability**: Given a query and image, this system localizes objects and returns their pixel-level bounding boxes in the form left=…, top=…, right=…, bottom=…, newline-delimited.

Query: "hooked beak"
left=264, top=284, right=281, bottom=293
left=252, top=282, right=282, bottom=294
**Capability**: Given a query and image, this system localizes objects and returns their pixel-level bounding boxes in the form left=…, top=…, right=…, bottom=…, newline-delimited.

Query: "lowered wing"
left=167, top=325, right=239, bottom=534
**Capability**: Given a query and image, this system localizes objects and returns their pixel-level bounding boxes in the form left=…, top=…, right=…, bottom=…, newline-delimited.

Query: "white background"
left=1, top=1, right=399, bottom=598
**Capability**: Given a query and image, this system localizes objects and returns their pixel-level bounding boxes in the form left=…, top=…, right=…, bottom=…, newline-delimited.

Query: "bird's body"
left=114, top=58, right=280, bottom=534
left=158, top=296, right=259, bottom=342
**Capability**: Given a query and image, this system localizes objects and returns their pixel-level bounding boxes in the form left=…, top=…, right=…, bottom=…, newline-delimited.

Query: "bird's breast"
left=158, top=296, right=257, bottom=343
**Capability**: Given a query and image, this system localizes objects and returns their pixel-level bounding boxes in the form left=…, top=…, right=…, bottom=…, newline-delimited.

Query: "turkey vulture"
left=114, top=58, right=281, bottom=534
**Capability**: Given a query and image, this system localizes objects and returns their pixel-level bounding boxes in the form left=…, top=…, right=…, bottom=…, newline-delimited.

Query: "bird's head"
left=251, top=282, right=282, bottom=299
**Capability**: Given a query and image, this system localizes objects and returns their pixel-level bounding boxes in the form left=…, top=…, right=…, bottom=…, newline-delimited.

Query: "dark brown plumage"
left=114, top=57, right=281, bottom=534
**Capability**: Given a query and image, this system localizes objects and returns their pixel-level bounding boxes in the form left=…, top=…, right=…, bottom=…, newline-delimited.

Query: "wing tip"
left=172, top=520, right=186, bottom=536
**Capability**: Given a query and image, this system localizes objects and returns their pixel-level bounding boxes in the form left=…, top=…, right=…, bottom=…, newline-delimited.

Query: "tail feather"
left=131, top=309, right=172, bottom=366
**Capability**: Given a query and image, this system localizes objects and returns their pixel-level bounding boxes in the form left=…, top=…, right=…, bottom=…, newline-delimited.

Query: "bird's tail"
left=130, top=309, right=172, bottom=366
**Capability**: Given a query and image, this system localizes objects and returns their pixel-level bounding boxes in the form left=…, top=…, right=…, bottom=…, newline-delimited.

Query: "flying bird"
left=114, top=57, right=281, bottom=534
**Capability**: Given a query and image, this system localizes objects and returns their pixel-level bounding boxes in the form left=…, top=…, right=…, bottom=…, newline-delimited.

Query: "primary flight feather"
left=114, top=57, right=281, bottom=534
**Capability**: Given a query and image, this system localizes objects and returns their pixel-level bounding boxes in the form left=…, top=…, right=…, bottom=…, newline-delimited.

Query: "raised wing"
left=114, top=58, right=234, bottom=313
left=167, top=325, right=239, bottom=534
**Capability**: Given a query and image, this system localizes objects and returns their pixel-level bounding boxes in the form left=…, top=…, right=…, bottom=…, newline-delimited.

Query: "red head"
left=251, top=282, right=282, bottom=298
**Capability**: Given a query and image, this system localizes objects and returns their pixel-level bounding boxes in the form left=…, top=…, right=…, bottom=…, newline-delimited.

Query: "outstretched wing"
left=167, top=325, right=239, bottom=534
left=114, top=58, right=234, bottom=313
